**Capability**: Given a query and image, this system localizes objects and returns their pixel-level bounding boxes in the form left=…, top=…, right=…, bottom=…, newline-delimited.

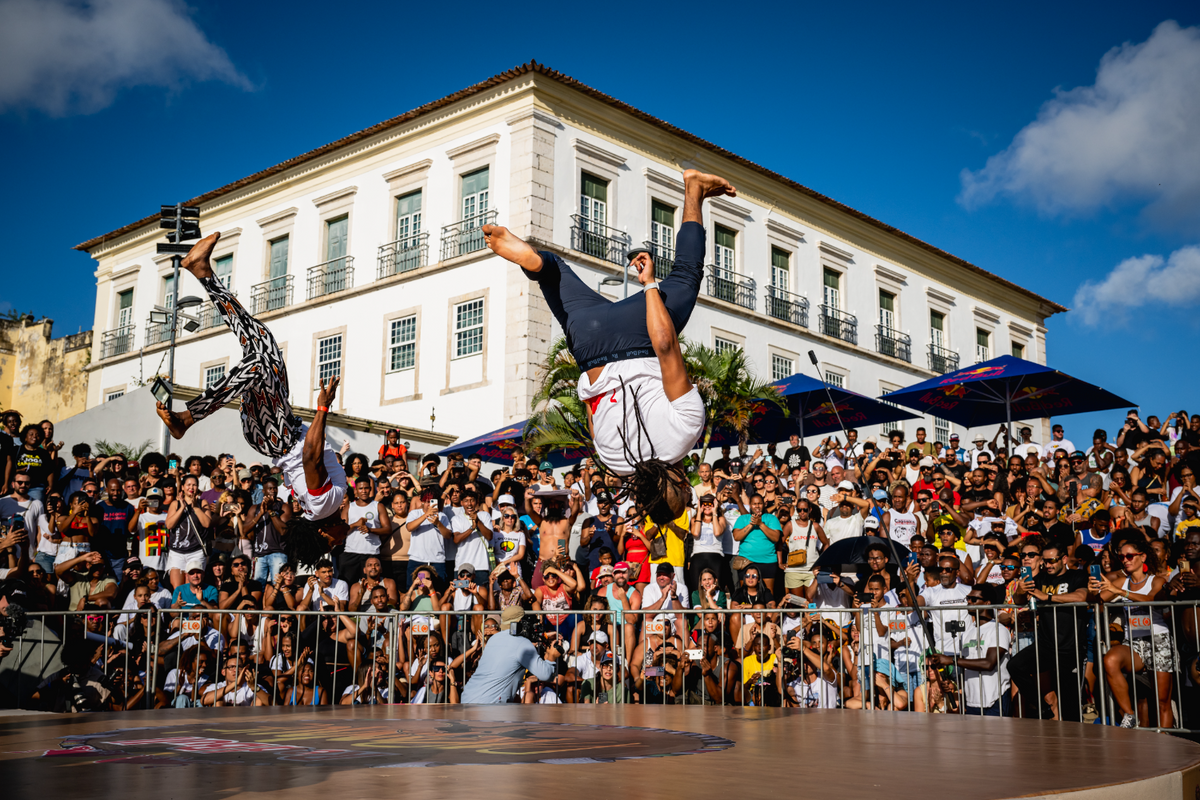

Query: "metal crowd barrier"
left=2, top=601, right=1196, bottom=730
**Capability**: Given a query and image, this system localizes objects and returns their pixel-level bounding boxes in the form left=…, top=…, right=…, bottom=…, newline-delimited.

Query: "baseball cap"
left=655, top=563, right=674, bottom=576
left=919, top=456, right=936, bottom=467
left=872, top=489, right=888, bottom=501
left=837, top=480, right=855, bottom=491
left=457, top=564, right=476, bottom=576
left=595, top=490, right=613, bottom=503
left=145, top=487, right=164, bottom=499
left=599, top=651, right=614, bottom=665
left=613, top=561, right=631, bottom=573
left=237, top=468, right=252, bottom=480
left=125, top=557, right=143, bottom=569
left=863, top=516, right=880, bottom=531
left=186, top=565, right=204, bottom=574
left=539, top=460, right=554, bottom=472
left=949, top=433, right=960, bottom=440
left=1070, top=450, right=1086, bottom=459
left=588, top=630, right=609, bottom=644
left=497, top=494, right=515, bottom=506
left=590, top=564, right=614, bottom=581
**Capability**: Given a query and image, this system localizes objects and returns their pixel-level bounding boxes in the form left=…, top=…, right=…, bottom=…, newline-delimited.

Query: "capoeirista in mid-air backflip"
left=483, top=168, right=736, bottom=522
left=155, top=231, right=347, bottom=560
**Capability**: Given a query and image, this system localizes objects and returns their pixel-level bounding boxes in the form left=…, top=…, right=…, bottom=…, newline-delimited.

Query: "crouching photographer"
left=461, top=606, right=560, bottom=703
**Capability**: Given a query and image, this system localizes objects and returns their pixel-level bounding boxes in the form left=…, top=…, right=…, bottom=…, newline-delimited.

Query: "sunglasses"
left=1120, top=552, right=1142, bottom=561
left=1000, top=564, right=1018, bottom=570
left=1022, top=552, right=1039, bottom=558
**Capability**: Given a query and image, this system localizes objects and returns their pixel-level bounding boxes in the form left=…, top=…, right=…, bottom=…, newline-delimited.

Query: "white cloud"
left=1073, top=245, right=1200, bottom=326
left=0, top=0, right=251, bottom=116
left=959, top=20, right=1200, bottom=233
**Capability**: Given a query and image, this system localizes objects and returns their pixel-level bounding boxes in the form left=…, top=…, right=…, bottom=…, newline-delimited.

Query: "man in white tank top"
left=483, top=170, right=738, bottom=524
left=340, top=478, right=392, bottom=584
left=882, top=485, right=923, bottom=549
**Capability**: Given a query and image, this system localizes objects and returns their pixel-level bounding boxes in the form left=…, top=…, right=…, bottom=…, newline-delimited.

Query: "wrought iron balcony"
left=250, top=275, right=293, bottom=315
left=928, top=343, right=960, bottom=374
left=819, top=305, right=858, bottom=344
left=644, top=240, right=674, bottom=279
left=377, top=232, right=429, bottom=278
left=875, top=326, right=912, bottom=362
left=707, top=265, right=756, bottom=311
left=570, top=216, right=629, bottom=265
left=144, top=317, right=180, bottom=347
left=764, top=285, right=809, bottom=327
left=307, top=256, right=354, bottom=301
left=100, top=327, right=135, bottom=359
left=440, top=210, right=497, bottom=261
left=195, top=301, right=224, bottom=332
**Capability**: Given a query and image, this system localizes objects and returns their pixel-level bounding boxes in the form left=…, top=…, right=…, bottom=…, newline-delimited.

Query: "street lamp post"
left=156, top=203, right=203, bottom=455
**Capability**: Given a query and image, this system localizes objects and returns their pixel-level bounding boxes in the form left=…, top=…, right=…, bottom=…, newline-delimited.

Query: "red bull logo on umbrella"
left=939, top=364, right=1005, bottom=385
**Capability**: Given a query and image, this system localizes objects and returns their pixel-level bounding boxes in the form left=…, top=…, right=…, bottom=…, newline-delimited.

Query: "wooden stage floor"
left=2, top=705, right=1198, bottom=799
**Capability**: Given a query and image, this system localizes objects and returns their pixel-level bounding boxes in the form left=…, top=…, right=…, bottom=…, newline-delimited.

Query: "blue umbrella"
left=707, top=374, right=919, bottom=446
left=437, top=421, right=592, bottom=467
left=880, top=354, right=1135, bottom=435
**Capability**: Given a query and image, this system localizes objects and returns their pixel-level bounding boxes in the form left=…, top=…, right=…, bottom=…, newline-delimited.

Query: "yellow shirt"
left=742, top=652, right=777, bottom=683
left=647, top=510, right=689, bottom=568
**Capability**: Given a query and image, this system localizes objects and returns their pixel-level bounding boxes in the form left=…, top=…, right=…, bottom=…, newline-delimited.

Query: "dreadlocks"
left=631, top=458, right=689, bottom=524
left=283, top=516, right=345, bottom=569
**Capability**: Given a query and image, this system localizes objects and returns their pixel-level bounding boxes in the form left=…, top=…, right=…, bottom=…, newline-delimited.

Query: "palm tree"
left=685, top=343, right=786, bottom=465
left=524, top=337, right=591, bottom=459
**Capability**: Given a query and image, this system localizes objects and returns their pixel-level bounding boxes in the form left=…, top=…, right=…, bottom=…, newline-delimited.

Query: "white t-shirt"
left=452, top=511, right=493, bottom=573
left=134, top=511, right=169, bottom=569
left=578, top=357, right=705, bottom=477
left=308, top=579, right=350, bottom=610
left=274, top=430, right=347, bottom=522
left=1135, top=506, right=1170, bottom=539
left=969, top=448, right=994, bottom=469
left=692, top=520, right=724, bottom=555
left=203, top=681, right=260, bottom=706
left=887, top=509, right=919, bottom=548
left=0, top=496, right=47, bottom=542
left=784, top=521, right=821, bottom=574
left=641, top=578, right=690, bottom=610
left=1012, top=442, right=1041, bottom=460
left=492, top=526, right=526, bottom=564
left=406, top=508, right=451, bottom=563
left=920, top=583, right=972, bottom=654
left=959, top=618, right=1011, bottom=709
left=824, top=513, right=863, bottom=547
left=791, top=676, right=839, bottom=708
left=1042, top=439, right=1075, bottom=464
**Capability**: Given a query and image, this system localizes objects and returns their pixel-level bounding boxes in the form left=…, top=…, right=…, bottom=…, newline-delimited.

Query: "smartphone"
left=168, top=459, right=178, bottom=469
left=685, top=649, right=703, bottom=661
left=1088, top=564, right=1102, bottom=582
left=1181, top=559, right=1192, bottom=573
left=9, top=516, right=25, bottom=532
left=644, top=666, right=665, bottom=677
left=453, top=578, right=470, bottom=590
left=1020, top=566, right=1034, bottom=582
left=151, top=376, right=172, bottom=405
left=816, top=573, right=836, bottom=585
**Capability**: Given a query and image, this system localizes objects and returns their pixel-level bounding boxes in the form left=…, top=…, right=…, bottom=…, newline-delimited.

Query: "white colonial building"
left=77, top=63, right=1065, bottom=459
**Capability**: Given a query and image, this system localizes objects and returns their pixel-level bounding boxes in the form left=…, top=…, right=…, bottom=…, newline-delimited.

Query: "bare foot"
left=482, top=225, right=543, bottom=272
left=683, top=169, right=737, bottom=200
left=180, top=232, right=221, bottom=279
left=156, top=401, right=193, bottom=440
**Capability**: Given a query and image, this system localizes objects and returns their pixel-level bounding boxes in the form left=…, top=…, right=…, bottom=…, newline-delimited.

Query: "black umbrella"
left=812, top=535, right=913, bottom=571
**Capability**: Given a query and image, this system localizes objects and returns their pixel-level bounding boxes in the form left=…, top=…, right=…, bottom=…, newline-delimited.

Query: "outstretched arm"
left=303, top=377, right=339, bottom=492
left=636, top=267, right=692, bottom=403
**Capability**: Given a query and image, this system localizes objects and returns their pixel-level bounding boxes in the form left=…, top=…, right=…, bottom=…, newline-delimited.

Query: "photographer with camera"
left=461, top=606, right=560, bottom=703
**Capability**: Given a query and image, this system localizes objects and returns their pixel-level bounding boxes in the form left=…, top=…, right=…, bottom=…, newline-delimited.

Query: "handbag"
left=786, top=549, right=807, bottom=568
left=730, top=555, right=751, bottom=571
left=649, top=530, right=668, bottom=561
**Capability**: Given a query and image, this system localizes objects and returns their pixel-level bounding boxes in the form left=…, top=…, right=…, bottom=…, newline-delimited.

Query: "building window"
left=930, top=310, right=945, bottom=348
left=772, top=354, right=794, bottom=382
left=204, top=364, right=226, bottom=389
left=580, top=173, right=608, bottom=230
left=771, top=247, right=790, bottom=291
left=454, top=298, right=485, bottom=358
left=825, top=371, right=844, bottom=389
left=879, top=397, right=902, bottom=437
left=317, top=334, right=343, bottom=384
left=714, top=336, right=739, bottom=355
left=1012, top=342, right=1025, bottom=359
left=879, top=290, right=896, bottom=331
left=105, top=390, right=124, bottom=402
left=396, top=190, right=422, bottom=240
left=389, top=315, right=417, bottom=372
left=116, top=289, right=134, bottom=329
left=163, top=275, right=175, bottom=311
left=214, top=255, right=233, bottom=289
left=975, top=328, right=991, bottom=363
left=269, top=236, right=289, bottom=279
left=935, top=417, right=951, bottom=447
left=651, top=200, right=674, bottom=254
left=461, top=167, right=489, bottom=222
left=823, top=269, right=841, bottom=309
left=714, top=225, right=736, bottom=272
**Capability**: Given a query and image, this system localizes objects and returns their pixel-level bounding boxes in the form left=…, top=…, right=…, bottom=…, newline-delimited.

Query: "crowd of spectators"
left=2, top=407, right=1200, bottom=727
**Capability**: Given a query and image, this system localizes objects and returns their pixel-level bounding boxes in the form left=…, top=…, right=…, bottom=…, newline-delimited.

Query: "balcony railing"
left=307, top=256, right=354, bottom=301
left=764, top=285, right=809, bottom=327
left=570, top=216, right=629, bottom=265
left=819, top=305, right=858, bottom=344
left=875, top=326, right=912, bottom=362
left=100, top=326, right=135, bottom=359
left=250, top=275, right=293, bottom=315
left=144, top=317, right=180, bottom=347
left=928, top=343, right=960, bottom=374
left=377, top=232, right=429, bottom=278
left=645, top=240, right=674, bottom=280
left=440, top=210, right=497, bottom=261
left=707, top=265, right=756, bottom=311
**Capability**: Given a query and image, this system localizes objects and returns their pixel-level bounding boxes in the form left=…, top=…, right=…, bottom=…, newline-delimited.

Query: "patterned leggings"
left=185, top=276, right=302, bottom=458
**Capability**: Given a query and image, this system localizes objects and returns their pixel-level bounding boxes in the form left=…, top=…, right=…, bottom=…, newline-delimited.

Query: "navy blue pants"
left=527, top=221, right=706, bottom=371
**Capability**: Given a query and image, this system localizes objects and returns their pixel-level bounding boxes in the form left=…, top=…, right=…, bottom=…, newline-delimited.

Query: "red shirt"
left=379, top=443, right=408, bottom=463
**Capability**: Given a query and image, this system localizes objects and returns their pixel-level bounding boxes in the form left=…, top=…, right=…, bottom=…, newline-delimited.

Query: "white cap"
left=864, top=516, right=880, bottom=530
left=588, top=631, right=609, bottom=644
left=919, top=456, right=936, bottom=467
left=837, top=480, right=855, bottom=491
left=498, top=494, right=515, bottom=506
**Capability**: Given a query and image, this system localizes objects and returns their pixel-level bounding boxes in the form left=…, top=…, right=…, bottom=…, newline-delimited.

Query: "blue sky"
left=2, top=0, right=1197, bottom=444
